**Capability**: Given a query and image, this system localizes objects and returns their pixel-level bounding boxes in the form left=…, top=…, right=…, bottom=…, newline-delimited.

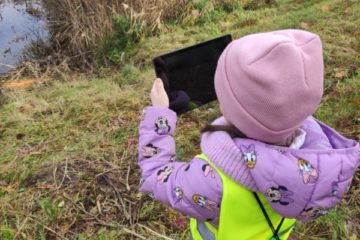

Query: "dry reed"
left=41, top=0, right=191, bottom=68
left=40, top=0, right=270, bottom=69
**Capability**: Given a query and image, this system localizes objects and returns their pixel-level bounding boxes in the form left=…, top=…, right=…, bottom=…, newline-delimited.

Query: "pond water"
left=0, top=0, right=48, bottom=74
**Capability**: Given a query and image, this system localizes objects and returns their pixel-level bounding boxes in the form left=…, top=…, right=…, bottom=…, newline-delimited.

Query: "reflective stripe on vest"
left=190, top=219, right=216, bottom=240
left=190, top=154, right=296, bottom=240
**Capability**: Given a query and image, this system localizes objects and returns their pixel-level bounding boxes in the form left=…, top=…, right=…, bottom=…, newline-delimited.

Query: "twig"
left=108, top=199, right=123, bottom=214
left=27, top=216, right=67, bottom=240
left=14, top=216, right=29, bottom=239
left=121, top=228, right=146, bottom=240
left=95, top=167, right=120, bottom=178
left=99, top=157, right=119, bottom=169
left=54, top=158, right=69, bottom=190
left=120, top=149, right=128, bottom=167
left=112, top=147, right=119, bottom=164
left=87, top=167, right=121, bottom=189
left=100, top=175, right=130, bottom=220
left=137, top=223, right=174, bottom=240
left=53, top=165, right=59, bottom=187
left=128, top=199, right=132, bottom=225
left=93, top=219, right=146, bottom=240
left=126, top=165, right=131, bottom=191
left=62, top=194, right=145, bottom=239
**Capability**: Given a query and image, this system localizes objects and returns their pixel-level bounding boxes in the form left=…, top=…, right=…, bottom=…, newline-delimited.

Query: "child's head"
left=214, top=29, right=324, bottom=144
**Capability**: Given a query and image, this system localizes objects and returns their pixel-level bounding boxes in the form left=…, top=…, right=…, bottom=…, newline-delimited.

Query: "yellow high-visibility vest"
left=190, top=154, right=296, bottom=240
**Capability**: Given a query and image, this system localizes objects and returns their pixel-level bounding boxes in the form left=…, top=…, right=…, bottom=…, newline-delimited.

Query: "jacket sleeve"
left=138, top=106, right=223, bottom=224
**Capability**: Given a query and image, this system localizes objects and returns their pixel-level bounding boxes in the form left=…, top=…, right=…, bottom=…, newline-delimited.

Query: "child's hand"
left=150, top=78, right=169, bottom=108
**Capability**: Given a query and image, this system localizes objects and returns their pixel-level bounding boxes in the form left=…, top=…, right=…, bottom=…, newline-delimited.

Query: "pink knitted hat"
left=215, top=29, right=324, bottom=143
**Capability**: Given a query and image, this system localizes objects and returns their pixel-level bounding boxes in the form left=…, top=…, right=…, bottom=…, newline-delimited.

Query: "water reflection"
left=0, top=0, right=48, bottom=74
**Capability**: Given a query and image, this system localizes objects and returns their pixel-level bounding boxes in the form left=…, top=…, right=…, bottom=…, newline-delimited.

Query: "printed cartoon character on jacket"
left=155, top=116, right=171, bottom=135
left=300, top=207, right=328, bottom=220
left=192, top=194, right=217, bottom=211
left=173, top=187, right=184, bottom=203
left=202, top=164, right=215, bottom=178
left=157, top=166, right=173, bottom=183
left=239, top=144, right=257, bottom=169
left=139, top=177, right=145, bottom=186
left=331, top=182, right=339, bottom=197
left=265, top=185, right=294, bottom=205
left=142, top=144, right=160, bottom=158
left=148, top=192, right=155, bottom=199
left=298, top=159, right=318, bottom=184
left=170, top=155, right=178, bottom=162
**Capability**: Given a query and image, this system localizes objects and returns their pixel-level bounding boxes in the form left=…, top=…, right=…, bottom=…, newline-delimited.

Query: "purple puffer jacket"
left=138, top=107, right=360, bottom=224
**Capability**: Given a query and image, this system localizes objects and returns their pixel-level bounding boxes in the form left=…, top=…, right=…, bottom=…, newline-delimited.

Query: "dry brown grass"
left=41, top=0, right=191, bottom=69
left=0, top=0, right=275, bottom=77
left=40, top=0, right=273, bottom=70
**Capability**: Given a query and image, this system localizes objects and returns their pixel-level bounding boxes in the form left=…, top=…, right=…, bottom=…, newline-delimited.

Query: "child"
left=138, top=30, right=360, bottom=240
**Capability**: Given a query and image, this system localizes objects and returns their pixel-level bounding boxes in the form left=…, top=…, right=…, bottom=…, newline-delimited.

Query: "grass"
left=0, top=0, right=359, bottom=239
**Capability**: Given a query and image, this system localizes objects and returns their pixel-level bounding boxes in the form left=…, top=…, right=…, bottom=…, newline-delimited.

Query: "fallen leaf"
left=192, top=10, right=200, bottom=18
left=2, top=185, right=16, bottom=193
left=90, top=206, right=98, bottom=215
left=300, top=22, right=310, bottom=30
left=58, top=200, right=65, bottom=208
left=344, top=7, right=351, bottom=15
left=97, top=199, right=102, bottom=214
left=45, top=184, right=55, bottom=190
left=122, top=3, right=129, bottom=10
left=127, top=138, right=137, bottom=145
left=16, top=133, right=25, bottom=140
left=173, top=215, right=188, bottom=228
left=334, top=70, right=346, bottom=79
left=321, top=5, right=330, bottom=12
left=100, top=214, right=113, bottom=222
left=1, top=80, right=34, bottom=88
left=136, top=192, right=143, bottom=199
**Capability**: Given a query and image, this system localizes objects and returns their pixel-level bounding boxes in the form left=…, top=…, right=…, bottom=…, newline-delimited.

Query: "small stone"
left=0, top=180, right=7, bottom=186
left=58, top=200, right=65, bottom=208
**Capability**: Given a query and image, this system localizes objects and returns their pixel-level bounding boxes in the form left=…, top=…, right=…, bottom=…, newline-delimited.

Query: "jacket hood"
left=201, top=116, right=360, bottom=221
